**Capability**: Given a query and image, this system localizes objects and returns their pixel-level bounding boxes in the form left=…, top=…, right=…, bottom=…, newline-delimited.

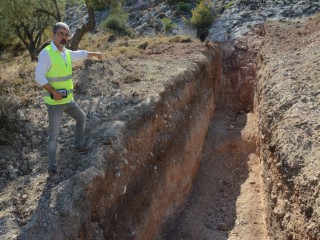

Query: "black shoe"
left=74, top=146, right=92, bottom=154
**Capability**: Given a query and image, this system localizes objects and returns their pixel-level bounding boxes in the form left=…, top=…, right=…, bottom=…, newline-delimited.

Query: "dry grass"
left=78, top=33, right=197, bottom=58
left=0, top=47, right=39, bottom=143
left=0, top=56, right=37, bottom=99
left=0, top=55, right=37, bottom=143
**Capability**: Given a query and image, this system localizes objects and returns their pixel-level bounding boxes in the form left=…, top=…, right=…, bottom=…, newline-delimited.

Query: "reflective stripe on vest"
left=46, top=75, right=73, bottom=82
left=43, top=89, right=74, bottom=97
left=44, top=44, right=74, bottom=105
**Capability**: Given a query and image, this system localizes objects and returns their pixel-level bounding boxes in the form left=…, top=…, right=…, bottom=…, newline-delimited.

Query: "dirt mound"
left=257, top=16, right=320, bottom=239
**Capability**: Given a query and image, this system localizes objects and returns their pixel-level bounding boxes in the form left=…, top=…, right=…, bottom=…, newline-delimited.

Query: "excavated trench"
left=160, top=35, right=267, bottom=239
left=19, top=31, right=270, bottom=240
left=161, top=109, right=266, bottom=240
left=17, top=20, right=320, bottom=240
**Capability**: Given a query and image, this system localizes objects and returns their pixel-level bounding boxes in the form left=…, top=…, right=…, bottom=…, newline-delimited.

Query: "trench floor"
left=162, top=109, right=268, bottom=240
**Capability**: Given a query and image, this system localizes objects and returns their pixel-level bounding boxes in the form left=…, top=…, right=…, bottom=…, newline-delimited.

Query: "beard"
left=60, top=39, right=67, bottom=47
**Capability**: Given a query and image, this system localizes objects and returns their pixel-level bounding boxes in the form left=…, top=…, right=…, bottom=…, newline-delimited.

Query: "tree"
left=0, top=0, right=123, bottom=59
left=190, top=0, right=213, bottom=41
left=0, top=0, right=64, bottom=61
left=68, top=0, right=123, bottom=50
left=0, top=13, right=15, bottom=48
left=68, top=0, right=95, bottom=50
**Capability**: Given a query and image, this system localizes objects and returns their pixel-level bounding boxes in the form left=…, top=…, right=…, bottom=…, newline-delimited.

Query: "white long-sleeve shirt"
left=35, top=41, right=88, bottom=86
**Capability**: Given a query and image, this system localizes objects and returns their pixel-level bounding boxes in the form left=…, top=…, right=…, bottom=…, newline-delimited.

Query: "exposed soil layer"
left=161, top=110, right=268, bottom=240
left=256, top=16, right=320, bottom=240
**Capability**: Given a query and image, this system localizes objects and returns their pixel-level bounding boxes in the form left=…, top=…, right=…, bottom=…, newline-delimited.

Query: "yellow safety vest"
left=44, top=45, right=73, bottom=105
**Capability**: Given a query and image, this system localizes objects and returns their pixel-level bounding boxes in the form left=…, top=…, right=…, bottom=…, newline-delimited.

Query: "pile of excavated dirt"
left=257, top=16, right=320, bottom=239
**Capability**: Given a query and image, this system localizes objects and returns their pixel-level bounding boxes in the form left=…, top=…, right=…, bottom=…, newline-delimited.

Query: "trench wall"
left=19, top=45, right=222, bottom=240
left=256, top=31, right=320, bottom=240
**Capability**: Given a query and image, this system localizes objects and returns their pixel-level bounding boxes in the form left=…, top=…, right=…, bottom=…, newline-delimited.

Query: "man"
left=35, top=22, right=103, bottom=178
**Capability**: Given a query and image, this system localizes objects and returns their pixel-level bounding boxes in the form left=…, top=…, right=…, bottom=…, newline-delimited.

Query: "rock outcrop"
left=207, top=0, right=320, bottom=42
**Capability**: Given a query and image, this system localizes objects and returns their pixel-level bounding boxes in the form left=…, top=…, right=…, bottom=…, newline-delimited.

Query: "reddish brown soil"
left=161, top=110, right=268, bottom=240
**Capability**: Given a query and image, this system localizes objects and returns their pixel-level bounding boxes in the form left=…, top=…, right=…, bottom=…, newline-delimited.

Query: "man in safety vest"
left=35, top=22, right=103, bottom=179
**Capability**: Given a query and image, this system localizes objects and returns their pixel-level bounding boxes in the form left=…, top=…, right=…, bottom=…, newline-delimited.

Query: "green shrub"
left=166, top=0, right=190, bottom=5
left=177, top=2, right=192, bottom=12
left=190, top=0, right=213, bottom=29
left=181, top=15, right=190, bottom=25
left=162, top=18, right=177, bottom=32
left=100, top=12, right=129, bottom=35
left=225, top=1, right=235, bottom=9
left=65, top=0, right=85, bottom=7
left=196, top=0, right=205, bottom=4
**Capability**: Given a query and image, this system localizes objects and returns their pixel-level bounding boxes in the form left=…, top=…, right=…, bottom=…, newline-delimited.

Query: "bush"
left=162, top=18, right=177, bottom=32
left=65, top=0, right=85, bottom=7
left=177, top=2, right=192, bottom=12
left=100, top=11, right=131, bottom=36
left=196, top=0, right=206, bottom=4
left=181, top=15, right=190, bottom=25
left=190, top=0, right=213, bottom=29
left=166, top=0, right=190, bottom=5
left=225, top=1, right=235, bottom=9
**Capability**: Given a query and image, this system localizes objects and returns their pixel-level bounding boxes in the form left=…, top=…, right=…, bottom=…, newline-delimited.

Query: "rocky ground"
left=207, top=0, right=320, bottom=42
left=65, top=0, right=320, bottom=42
